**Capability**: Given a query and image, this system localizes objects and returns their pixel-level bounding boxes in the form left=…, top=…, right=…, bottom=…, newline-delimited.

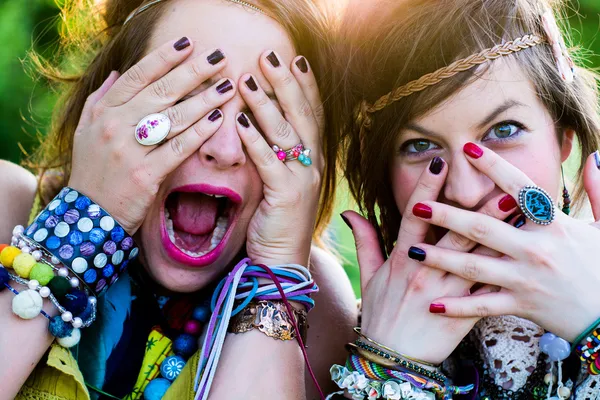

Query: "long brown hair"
left=28, top=0, right=336, bottom=239
left=330, top=0, right=600, bottom=253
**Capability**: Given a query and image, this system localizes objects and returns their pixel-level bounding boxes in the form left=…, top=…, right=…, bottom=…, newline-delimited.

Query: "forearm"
left=0, top=286, right=56, bottom=399
left=209, top=330, right=306, bottom=399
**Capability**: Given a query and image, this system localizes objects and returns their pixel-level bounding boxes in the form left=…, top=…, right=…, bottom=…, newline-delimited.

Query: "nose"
left=198, top=110, right=246, bottom=170
left=443, top=150, right=495, bottom=209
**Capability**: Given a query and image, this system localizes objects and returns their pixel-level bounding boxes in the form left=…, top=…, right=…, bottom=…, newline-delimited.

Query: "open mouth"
left=161, top=185, right=241, bottom=264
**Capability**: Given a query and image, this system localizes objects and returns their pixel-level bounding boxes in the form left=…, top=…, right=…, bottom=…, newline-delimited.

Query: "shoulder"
left=0, top=160, right=38, bottom=242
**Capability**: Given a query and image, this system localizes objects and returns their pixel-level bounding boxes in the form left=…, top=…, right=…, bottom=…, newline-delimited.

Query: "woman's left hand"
left=408, top=143, right=600, bottom=341
left=236, top=52, right=324, bottom=266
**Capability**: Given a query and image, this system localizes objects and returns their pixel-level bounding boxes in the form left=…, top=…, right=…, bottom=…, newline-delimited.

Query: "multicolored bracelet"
left=575, top=325, right=600, bottom=375
left=23, top=187, right=138, bottom=296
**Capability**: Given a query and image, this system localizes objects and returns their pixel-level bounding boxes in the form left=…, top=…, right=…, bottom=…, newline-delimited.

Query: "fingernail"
left=413, top=203, right=432, bottom=219
left=340, top=214, right=353, bottom=231
left=207, top=49, right=225, bottom=65
left=216, top=80, right=233, bottom=94
left=295, top=57, right=309, bottom=73
left=429, top=303, right=446, bottom=314
left=594, top=150, right=600, bottom=170
left=237, top=113, right=250, bottom=128
left=245, top=76, right=258, bottom=91
left=208, top=109, right=222, bottom=122
left=408, top=246, right=426, bottom=261
left=514, top=214, right=526, bottom=229
left=429, top=157, right=445, bottom=175
left=267, top=51, right=281, bottom=67
left=464, top=142, right=483, bottom=159
left=498, top=194, right=517, bottom=212
left=174, top=37, right=190, bottom=51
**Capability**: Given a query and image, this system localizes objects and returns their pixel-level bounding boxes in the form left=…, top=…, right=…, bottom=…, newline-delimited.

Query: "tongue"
left=170, top=193, right=219, bottom=235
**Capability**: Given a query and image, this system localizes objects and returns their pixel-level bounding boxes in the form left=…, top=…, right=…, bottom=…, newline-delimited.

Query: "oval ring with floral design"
left=134, top=113, right=171, bottom=146
left=518, top=185, right=556, bottom=225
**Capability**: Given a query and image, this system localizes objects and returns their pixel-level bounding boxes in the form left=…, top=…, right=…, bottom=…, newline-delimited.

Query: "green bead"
left=298, top=154, right=306, bottom=162
left=47, top=277, right=71, bottom=299
left=30, top=263, right=55, bottom=286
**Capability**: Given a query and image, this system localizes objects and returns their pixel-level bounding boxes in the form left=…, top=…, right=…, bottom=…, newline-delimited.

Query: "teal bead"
left=301, top=157, right=312, bottom=166
left=143, top=378, right=171, bottom=400
left=298, top=154, right=306, bottom=162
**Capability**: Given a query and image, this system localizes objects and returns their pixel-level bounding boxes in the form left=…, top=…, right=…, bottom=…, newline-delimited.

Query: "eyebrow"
left=404, top=99, right=527, bottom=137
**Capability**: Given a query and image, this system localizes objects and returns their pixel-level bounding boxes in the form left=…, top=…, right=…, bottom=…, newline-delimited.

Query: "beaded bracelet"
left=576, top=327, right=600, bottom=375
left=23, top=187, right=138, bottom=296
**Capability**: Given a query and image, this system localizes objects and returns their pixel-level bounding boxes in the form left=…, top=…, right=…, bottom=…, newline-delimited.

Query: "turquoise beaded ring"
left=518, top=185, right=556, bottom=225
left=272, top=143, right=313, bottom=167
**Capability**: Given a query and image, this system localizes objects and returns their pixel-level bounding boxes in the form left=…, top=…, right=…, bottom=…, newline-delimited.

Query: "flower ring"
left=135, top=113, right=171, bottom=146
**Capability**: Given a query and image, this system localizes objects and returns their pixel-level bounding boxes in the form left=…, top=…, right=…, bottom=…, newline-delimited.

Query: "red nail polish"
left=429, top=303, right=446, bottom=314
left=413, top=203, right=432, bottom=219
left=464, top=142, right=483, bottom=159
left=498, top=194, right=517, bottom=212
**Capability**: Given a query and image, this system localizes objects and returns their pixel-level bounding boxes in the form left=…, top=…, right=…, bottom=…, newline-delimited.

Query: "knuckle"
left=100, top=119, right=120, bottom=142
left=165, top=106, right=185, bottom=128
left=462, top=259, right=480, bottom=281
left=485, top=156, right=498, bottom=171
left=297, top=100, right=313, bottom=118
left=90, top=103, right=105, bottom=121
left=189, top=60, right=206, bottom=79
left=281, top=72, right=295, bottom=87
left=123, top=64, right=147, bottom=88
left=150, top=78, right=174, bottom=101
left=523, top=245, right=553, bottom=269
left=507, top=181, right=523, bottom=196
left=169, top=136, right=185, bottom=157
left=130, top=163, right=152, bottom=189
left=275, top=120, right=293, bottom=140
left=469, top=222, right=490, bottom=241
left=406, top=269, right=428, bottom=293
left=313, top=104, right=325, bottom=124
left=260, top=149, right=278, bottom=167
left=156, top=49, right=171, bottom=68
left=417, top=178, right=438, bottom=194
left=475, top=305, right=491, bottom=318
left=448, top=233, right=472, bottom=250
left=191, top=121, right=209, bottom=139
left=256, top=94, right=271, bottom=109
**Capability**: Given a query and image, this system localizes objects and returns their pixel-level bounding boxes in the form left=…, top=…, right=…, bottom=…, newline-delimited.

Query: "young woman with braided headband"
left=0, top=0, right=357, bottom=399
left=328, top=0, right=600, bottom=398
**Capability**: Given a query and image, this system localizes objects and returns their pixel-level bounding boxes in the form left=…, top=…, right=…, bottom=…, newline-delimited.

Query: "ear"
left=560, top=129, right=575, bottom=163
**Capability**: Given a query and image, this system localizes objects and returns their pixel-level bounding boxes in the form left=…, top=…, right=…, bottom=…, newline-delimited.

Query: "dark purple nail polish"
left=216, top=80, right=233, bottom=94
left=237, top=113, right=250, bottom=128
left=207, top=49, right=225, bottom=65
left=408, top=246, right=426, bottom=261
left=208, top=109, right=222, bottom=122
left=429, top=157, right=444, bottom=175
left=594, top=150, right=600, bottom=170
left=245, top=76, right=258, bottom=91
left=514, top=214, right=526, bottom=229
left=295, top=57, right=309, bottom=73
left=267, top=52, right=281, bottom=67
left=340, top=214, right=353, bottom=231
left=174, top=37, right=190, bottom=51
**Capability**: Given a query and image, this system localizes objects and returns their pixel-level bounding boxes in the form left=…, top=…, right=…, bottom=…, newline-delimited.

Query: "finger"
left=291, top=56, right=324, bottom=134
left=163, top=78, right=236, bottom=139
left=429, top=291, right=517, bottom=318
left=463, top=142, right=535, bottom=199
left=436, top=192, right=518, bottom=253
left=408, top=243, right=517, bottom=288
left=239, top=72, right=302, bottom=153
left=128, top=48, right=229, bottom=120
left=341, top=211, right=385, bottom=292
left=102, top=36, right=195, bottom=108
left=235, top=112, right=289, bottom=187
left=149, top=109, right=224, bottom=178
left=584, top=150, right=600, bottom=221
left=259, top=51, right=320, bottom=150
left=412, top=200, right=529, bottom=256
left=76, top=71, right=120, bottom=137
left=396, top=157, right=447, bottom=253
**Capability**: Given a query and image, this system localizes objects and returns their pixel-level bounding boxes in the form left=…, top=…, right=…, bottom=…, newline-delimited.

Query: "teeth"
left=164, top=209, right=229, bottom=258
left=213, top=195, right=226, bottom=198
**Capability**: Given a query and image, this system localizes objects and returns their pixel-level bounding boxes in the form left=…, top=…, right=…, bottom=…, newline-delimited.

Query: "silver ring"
left=272, top=144, right=313, bottom=167
left=135, top=113, right=171, bottom=146
left=518, top=185, right=555, bottom=225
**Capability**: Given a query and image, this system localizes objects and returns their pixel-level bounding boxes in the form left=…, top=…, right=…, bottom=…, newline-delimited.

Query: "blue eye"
left=402, top=139, right=438, bottom=154
left=485, top=122, right=523, bottom=140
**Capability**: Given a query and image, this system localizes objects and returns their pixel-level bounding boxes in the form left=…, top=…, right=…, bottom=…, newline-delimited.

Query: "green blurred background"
left=1, top=1, right=600, bottom=297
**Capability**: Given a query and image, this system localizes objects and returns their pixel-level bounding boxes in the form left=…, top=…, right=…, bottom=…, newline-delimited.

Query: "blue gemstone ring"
left=518, top=185, right=556, bottom=225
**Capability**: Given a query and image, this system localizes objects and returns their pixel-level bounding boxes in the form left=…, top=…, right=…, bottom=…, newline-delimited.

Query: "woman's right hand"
left=68, top=37, right=236, bottom=234
left=342, top=157, right=517, bottom=365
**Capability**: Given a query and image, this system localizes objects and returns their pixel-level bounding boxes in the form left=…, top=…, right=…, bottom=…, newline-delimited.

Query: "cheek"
left=390, top=162, right=421, bottom=215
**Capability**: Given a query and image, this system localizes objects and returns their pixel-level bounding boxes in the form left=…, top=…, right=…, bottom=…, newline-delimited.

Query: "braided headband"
left=356, top=34, right=545, bottom=131
left=123, top=0, right=266, bottom=25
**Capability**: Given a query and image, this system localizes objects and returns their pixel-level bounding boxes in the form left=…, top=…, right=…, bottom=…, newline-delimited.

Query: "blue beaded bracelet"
left=24, top=187, right=138, bottom=296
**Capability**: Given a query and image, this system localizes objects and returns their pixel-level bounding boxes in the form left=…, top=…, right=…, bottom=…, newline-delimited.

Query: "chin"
left=137, top=183, right=255, bottom=293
